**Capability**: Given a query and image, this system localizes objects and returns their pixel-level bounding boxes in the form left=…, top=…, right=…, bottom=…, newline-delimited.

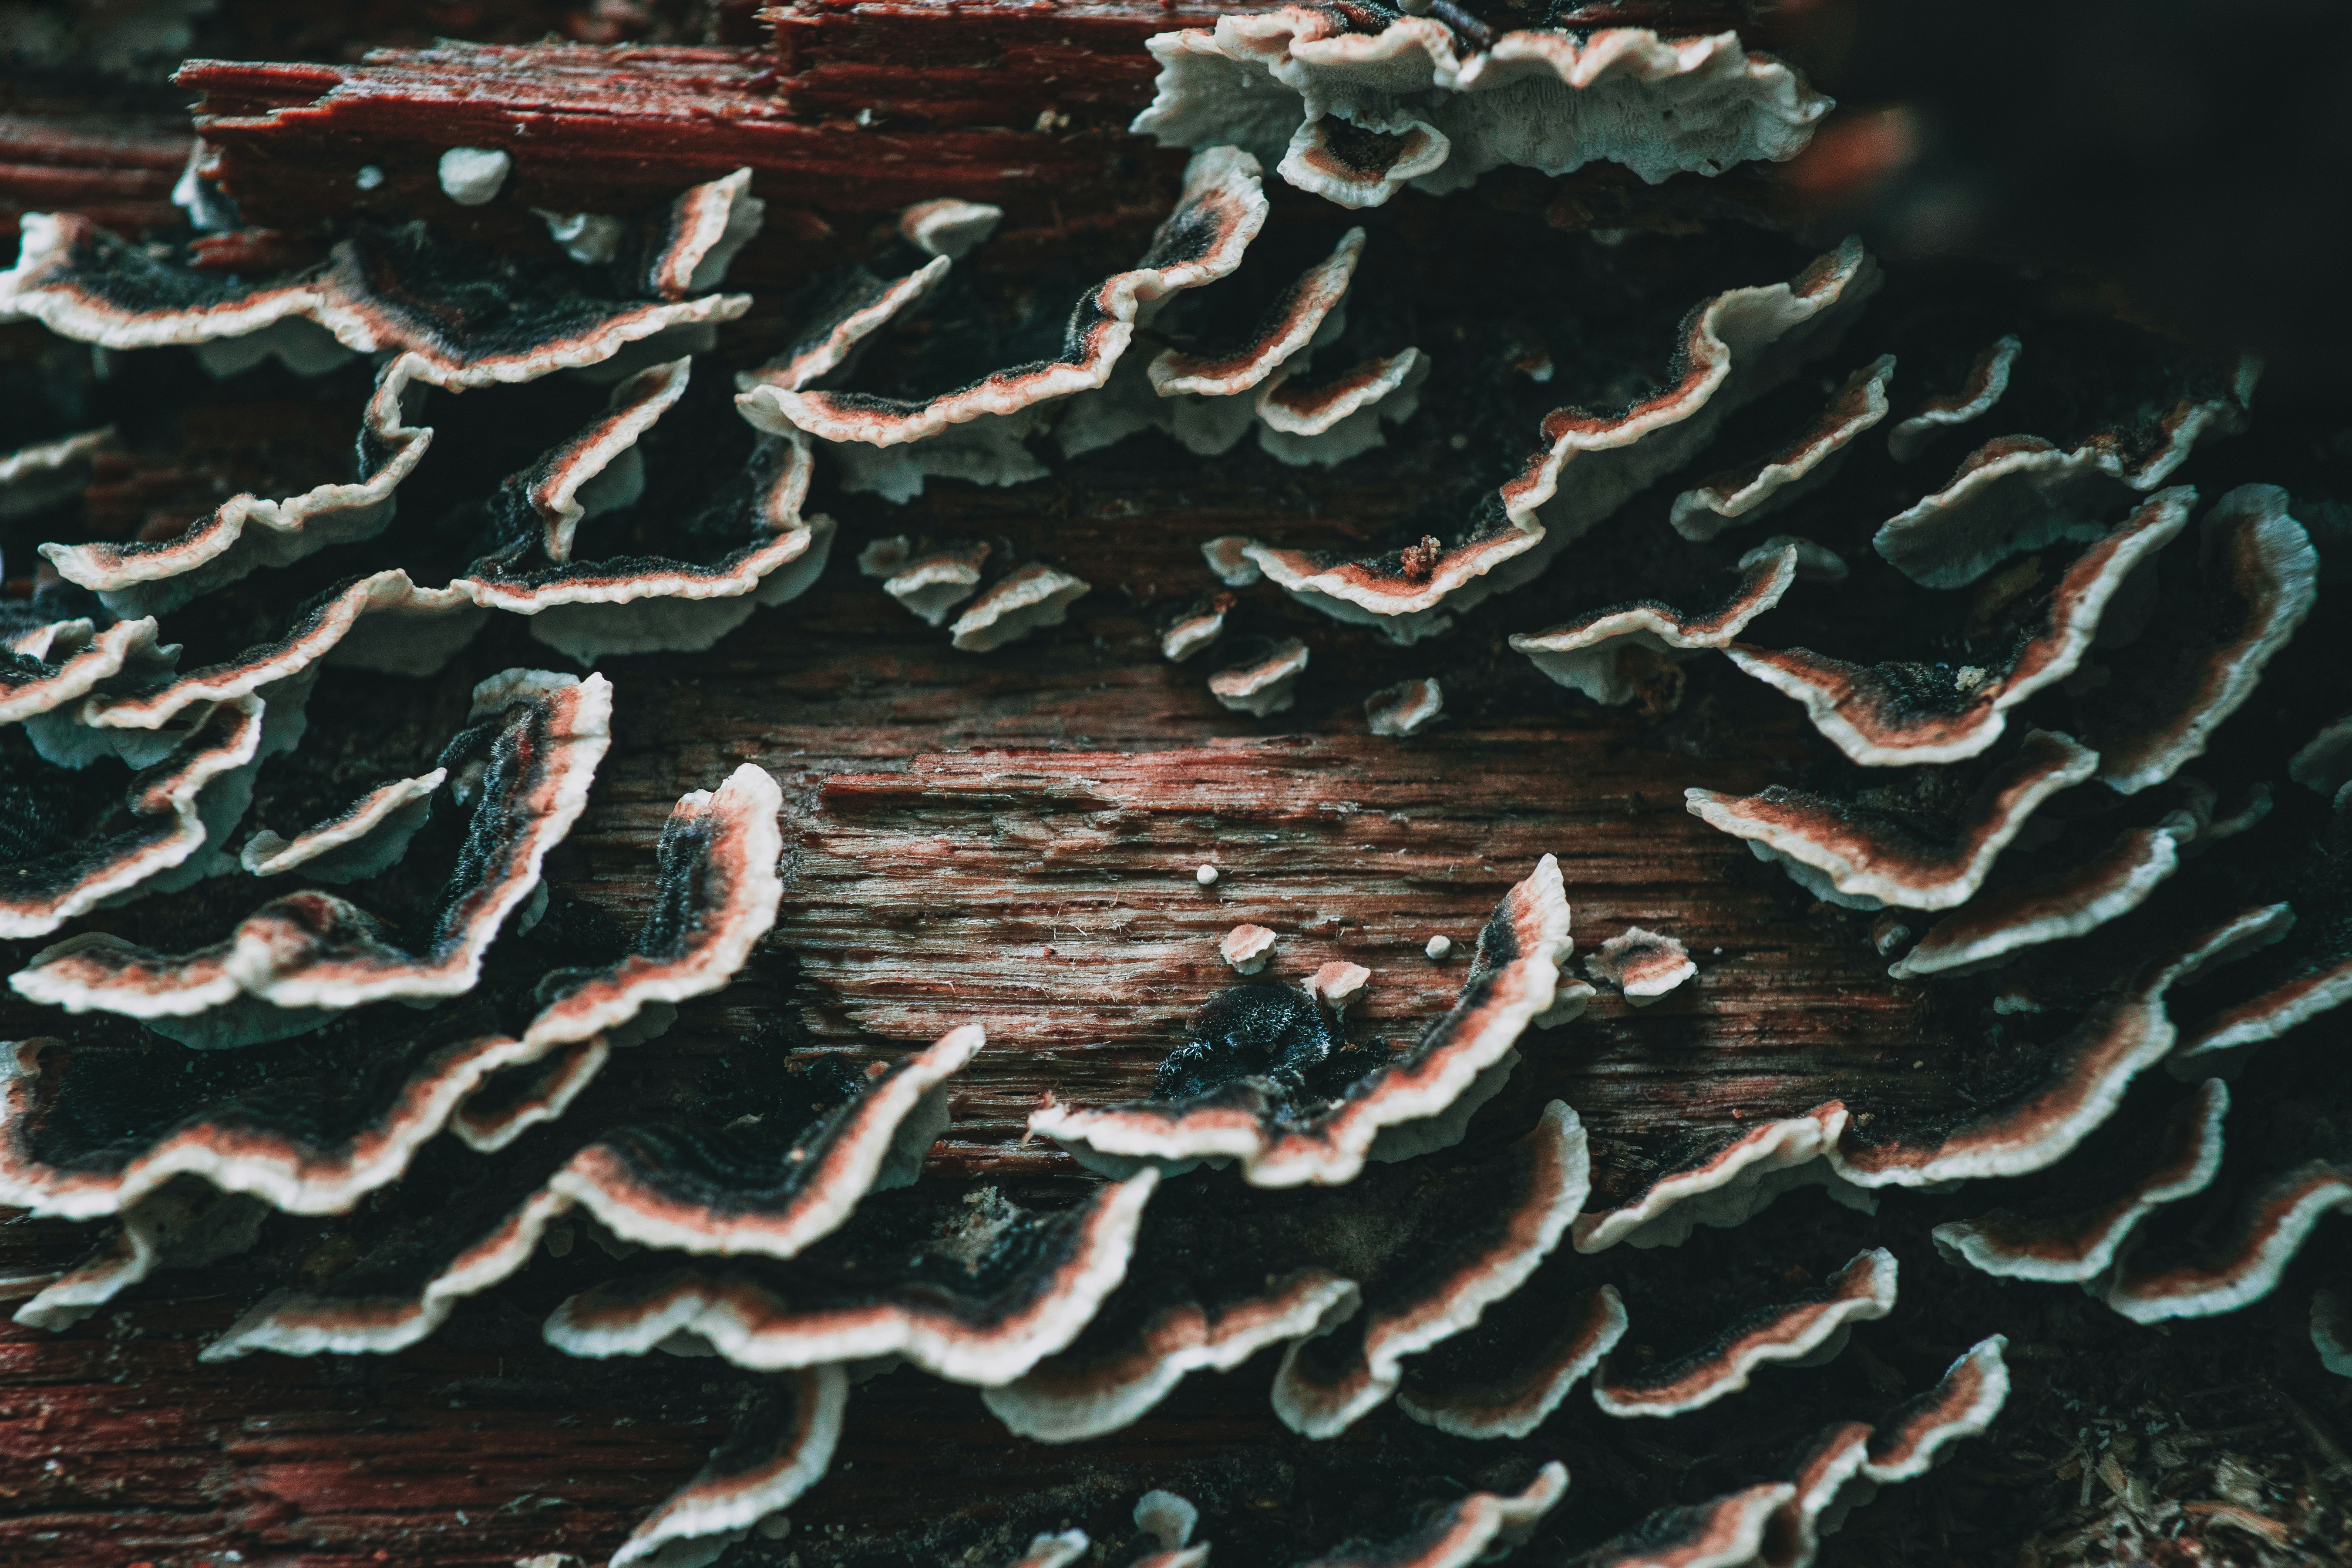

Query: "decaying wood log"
left=4, top=4, right=2350, bottom=1567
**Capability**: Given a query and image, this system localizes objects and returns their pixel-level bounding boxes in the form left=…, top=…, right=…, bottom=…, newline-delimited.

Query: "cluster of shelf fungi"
left=1, top=3, right=2347, bottom=1564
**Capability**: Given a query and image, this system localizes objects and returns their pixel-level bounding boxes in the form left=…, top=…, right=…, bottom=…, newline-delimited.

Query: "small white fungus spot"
left=437, top=146, right=511, bottom=207
left=355, top=164, right=385, bottom=191
left=1195, top=864, right=1218, bottom=886
left=1425, top=934, right=1452, bottom=960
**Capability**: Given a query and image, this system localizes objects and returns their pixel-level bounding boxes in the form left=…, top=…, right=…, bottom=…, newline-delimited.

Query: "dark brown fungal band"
left=1686, top=729, right=2099, bottom=911
left=1669, top=353, right=1895, bottom=541
left=0, top=1006, right=552, bottom=1222
left=985, top=1265, right=1356, bottom=1444
left=1251, top=241, right=1875, bottom=642
left=1570, top=1336, right=2005, bottom=1568
left=507, top=762, right=786, bottom=1063
left=1258, top=347, right=1423, bottom=437
left=1270, top=1101, right=1585, bottom=1437
left=1829, top=905, right=2284, bottom=1188
left=1591, top=1248, right=1897, bottom=1418
left=1573, top=1482, right=1794, bottom=1568
left=451, top=1037, right=609, bottom=1155
left=1760, top=1421, right=1874, bottom=1568
left=2106, top=1166, right=2352, bottom=1322
left=1394, top=1281, right=1627, bottom=1439
left=1031, top=855, right=1571, bottom=1187
left=1513, top=546, right=1795, bottom=706
left=77, top=568, right=452, bottom=733
left=1887, top=824, right=2184, bottom=979
left=0, top=616, right=165, bottom=724
left=2078, top=484, right=2318, bottom=794
left=0, top=692, right=263, bottom=940
left=1729, top=487, right=2192, bottom=767
left=994, top=1100, right=1585, bottom=1443
left=740, top=146, right=1267, bottom=447
left=12, top=669, right=610, bottom=1026
left=543, top=1171, right=1160, bottom=1385
left=737, top=254, right=952, bottom=404
left=1150, top=227, right=1363, bottom=397
left=13, top=1181, right=266, bottom=1331
left=2101, top=1033, right=2351, bottom=1323
left=1293, top=1462, right=1566, bottom=1568
left=1872, top=360, right=2255, bottom=589
left=0, top=202, right=751, bottom=386
left=454, top=434, right=837, bottom=665
left=40, top=351, right=435, bottom=617
left=607, top=1365, right=845, bottom=1568
left=544, top=1024, right=979, bottom=1257
left=203, top=1030, right=964, bottom=1361
left=1860, top=1335, right=2012, bottom=1481
left=515, top=357, right=691, bottom=564
left=239, top=769, right=445, bottom=882
left=1573, top=1104, right=1861, bottom=1253
left=1886, top=333, right=2022, bottom=462
left=1279, top=115, right=1450, bottom=210
left=635, top=165, right=765, bottom=302
left=1931, top=1078, right=2229, bottom=1283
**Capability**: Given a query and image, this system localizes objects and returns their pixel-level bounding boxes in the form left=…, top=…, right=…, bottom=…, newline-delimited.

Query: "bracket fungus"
left=1514, top=545, right=1794, bottom=707
left=13, top=669, right=612, bottom=1036
left=949, top=562, right=1093, bottom=653
left=1207, top=636, right=1310, bottom=715
left=1871, top=356, right=2258, bottom=590
left=0, top=19, right=2341, bottom=1565
left=237, top=768, right=445, bottom=882
left=201, top=1028, right=977, bottom=1361
left=1585, top=926, right=1696, bottom=1005
left=1931, top=1077, right=2229, bottom=1284
left=991, top=1100, right=1585, bottom=1444
left=1590, top=1248, right=1898, bottom=1419
left=1572, top=1104, right=1869, bottom=1255
left=1726, top=487, right=2192, bottom=767
left=738, top=146, right=1269, bottom=450
left=1830, top=905, right=2284, bottom=1190
left=1030, top=855, right=1570, bottom=1186
left=1366, top=676, right=1444, bottom=737
left=606, top=1365, right=845, bottom=1568
left=545, top=1171, right=1161, bottom=1386
left=1244, top=239, right=1877, bottom=644
left=1886, top=334, right=2022, bottom=463
left=1131, top=11, right=1830, bottom=206
left=0, top=692, right=262, bottom=938
left=1686, top=729, right=2100, bottom=912
left=1667, top=354, right=1894, bottom=541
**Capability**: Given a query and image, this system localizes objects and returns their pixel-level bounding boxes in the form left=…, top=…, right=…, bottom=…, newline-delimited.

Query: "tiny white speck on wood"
left=437, top=146, right=511, bottom=206
left=1425, top=934, right=1452, bottom=960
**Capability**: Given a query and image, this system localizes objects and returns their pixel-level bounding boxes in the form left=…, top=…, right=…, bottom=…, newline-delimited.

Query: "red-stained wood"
left=0, top=113, right=190, bottom=243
